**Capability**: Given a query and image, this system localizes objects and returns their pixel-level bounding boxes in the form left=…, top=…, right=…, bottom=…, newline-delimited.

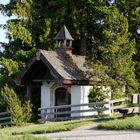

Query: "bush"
left=88, top=86, right=109, bottom=115
left=88, top=86, right=109, bottom=105
left=0, top=85, right=32, bottom=125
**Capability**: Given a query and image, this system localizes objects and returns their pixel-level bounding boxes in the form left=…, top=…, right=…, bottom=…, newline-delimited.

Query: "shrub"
left=88, top=86, right=109, bottom=115
left=88, top=86, right=109, bottom=105
left=0, top=85, right=32, bottom=125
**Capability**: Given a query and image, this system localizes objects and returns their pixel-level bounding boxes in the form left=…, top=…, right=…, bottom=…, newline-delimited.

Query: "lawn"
left=0, top=119, right=93, bottom=135
left=1, top=115, right=140, bottom=140
left=0, top=118, right=94, bottom=140
left=97, top=115, right=140, bottom=130
left=0, top=134, right=50, bottom=140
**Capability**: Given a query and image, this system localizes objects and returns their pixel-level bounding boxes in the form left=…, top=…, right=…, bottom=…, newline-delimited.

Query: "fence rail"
left=38, top=98, right=128, bottom=123
left=110, top=97, right=128, bottom=114
left=38, top=101, right=109, bottom=122
left=39, top=101, right=108, bottom=111
left=0, top=112, right=12, bottom=126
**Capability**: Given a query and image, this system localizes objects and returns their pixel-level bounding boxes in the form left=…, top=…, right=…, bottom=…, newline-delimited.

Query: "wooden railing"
left=38, top=101, right=109, bottom=122
left=110, top=97, right=128, bottom=114
left=38, top=98, right=128, bottom=123
left=0, top=112, right=12, bottom=126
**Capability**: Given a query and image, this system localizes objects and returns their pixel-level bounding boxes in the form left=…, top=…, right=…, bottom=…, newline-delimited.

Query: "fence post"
left=44, top=109, right=48, bottom=122
left=97, top=105, right=100, bottom=117
left=111, top=102, right=114, bottom=115
left=55, top=108, right=57, bottom=121
left=138, top=95, right=140, bottom=116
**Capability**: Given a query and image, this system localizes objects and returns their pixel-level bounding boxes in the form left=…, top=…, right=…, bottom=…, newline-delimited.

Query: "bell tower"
left=55, top=25, right=74, bottom=49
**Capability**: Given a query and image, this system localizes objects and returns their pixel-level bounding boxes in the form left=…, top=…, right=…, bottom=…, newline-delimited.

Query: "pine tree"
left=114, top=0, right=140, bottom=86
left=89, top=6, right=138, bottom=94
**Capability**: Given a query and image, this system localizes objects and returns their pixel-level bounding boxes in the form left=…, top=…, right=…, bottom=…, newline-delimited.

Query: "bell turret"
left=55, top=25, right=74, bottom=48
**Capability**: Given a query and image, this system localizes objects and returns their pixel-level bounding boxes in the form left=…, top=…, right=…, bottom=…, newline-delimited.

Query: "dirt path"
left=36, top=123, right=140, bottom=140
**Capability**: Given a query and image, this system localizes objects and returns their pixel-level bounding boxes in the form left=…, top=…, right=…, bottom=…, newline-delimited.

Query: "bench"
left=118, top=107, right=139, bottom=118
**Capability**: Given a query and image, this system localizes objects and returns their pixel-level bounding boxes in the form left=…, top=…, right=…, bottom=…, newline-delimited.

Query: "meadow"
left=1, top=115, right=140, bottom=140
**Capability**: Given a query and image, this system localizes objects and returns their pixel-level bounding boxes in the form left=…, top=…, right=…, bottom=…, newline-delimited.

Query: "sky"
left=0, top=0, right=11, bottom=43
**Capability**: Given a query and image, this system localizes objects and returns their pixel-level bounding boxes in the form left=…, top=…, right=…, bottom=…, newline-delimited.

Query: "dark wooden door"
left=55, top=87, right=71, bottom=118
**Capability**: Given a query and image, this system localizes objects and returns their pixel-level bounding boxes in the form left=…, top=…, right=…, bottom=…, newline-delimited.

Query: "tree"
left=113, top=0, right=140, bottom=86
left=88, top=6, right=138, bottom=94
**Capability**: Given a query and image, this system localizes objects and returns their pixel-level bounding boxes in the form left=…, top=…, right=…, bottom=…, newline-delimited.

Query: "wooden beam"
left=63, top=79, right=101, bottom=85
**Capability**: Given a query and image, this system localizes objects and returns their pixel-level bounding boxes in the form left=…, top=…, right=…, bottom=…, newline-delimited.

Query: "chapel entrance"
left=55, top=87, right=71, bottom=118
left=31, top=85, right=41, bottom=120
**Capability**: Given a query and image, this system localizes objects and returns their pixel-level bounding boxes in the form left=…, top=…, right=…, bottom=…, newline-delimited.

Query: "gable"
left=19, top=59, right=55, bottom=85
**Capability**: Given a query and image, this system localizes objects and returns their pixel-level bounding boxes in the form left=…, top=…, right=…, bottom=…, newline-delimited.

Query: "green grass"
left=2, top=115, right=140, bottom=139
left=0, top=119, right=93, bottom=135
left=98, top=115, right=140, bottom=130
left=0, top=134, right=50, bottom=140
left=0, top=119, right=93, bottom=140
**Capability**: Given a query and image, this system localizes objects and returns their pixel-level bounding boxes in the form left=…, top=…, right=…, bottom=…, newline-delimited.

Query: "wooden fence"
left=38, top=98, right=128, bottom=123
left=38, top=101, right=109, bottom=122
left=110, top=97, right=128, bottom=114
left=0, top=112, right=12, bottom=126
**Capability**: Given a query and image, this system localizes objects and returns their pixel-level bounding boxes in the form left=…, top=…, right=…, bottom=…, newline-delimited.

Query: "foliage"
left=88, top=86, right=109, bottom=115
left=88, top=6, right=139, bottom=93
left=0, top=85, right=32, bottom=125
left=113, top=0, right=140, bottom=89
left=98, top=116, right=140, bottom=130
left=111, top=88, right=126, bottom=100
left=88, top=86, right=109, bottom=103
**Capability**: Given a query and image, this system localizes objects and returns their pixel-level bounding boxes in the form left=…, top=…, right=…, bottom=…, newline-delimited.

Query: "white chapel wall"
left=71, top=85, right=112, bottom=117
left=41, top=82, right=51, bottom=111
left=71, top=85, right=92, bottom=117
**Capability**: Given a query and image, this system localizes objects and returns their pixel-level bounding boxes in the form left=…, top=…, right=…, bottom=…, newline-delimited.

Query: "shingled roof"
left=18, top=49, right=101, bottom=85
left=40, top=49, right=87, bottom=80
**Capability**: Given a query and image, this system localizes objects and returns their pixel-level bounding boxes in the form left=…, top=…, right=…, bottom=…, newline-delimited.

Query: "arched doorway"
left=55, top=87, right=71, bottom=118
